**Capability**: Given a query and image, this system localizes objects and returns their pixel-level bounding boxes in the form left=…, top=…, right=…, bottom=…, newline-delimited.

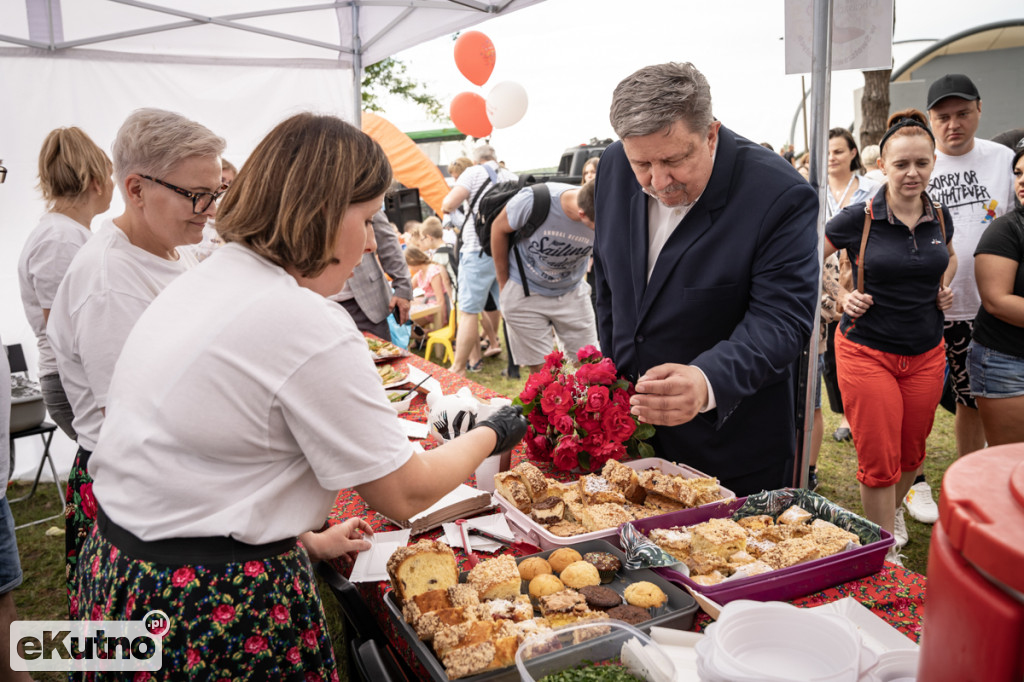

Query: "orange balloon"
left=450, top=92, right=492, bottom=138
left=454, top=31, right=496, bottom=86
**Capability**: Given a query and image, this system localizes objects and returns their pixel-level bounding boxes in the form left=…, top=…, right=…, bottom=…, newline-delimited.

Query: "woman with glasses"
left=46, top=108, right=226, bottom=615
left=17, top=127, right=114, bottom=441
left=74, top=113, right=525, bottom=679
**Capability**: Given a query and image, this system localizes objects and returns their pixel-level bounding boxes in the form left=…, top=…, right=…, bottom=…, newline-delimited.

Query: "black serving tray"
left=384, top=538, right=697, bottom=681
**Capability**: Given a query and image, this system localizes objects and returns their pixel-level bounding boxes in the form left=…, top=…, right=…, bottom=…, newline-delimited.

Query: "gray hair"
left=860, top=144, right=880, bottom=169
left=112, top=108, right=226, bottom=199
left=609, top=62, right=714, bottom=138
left=472, top=144, right=497, bottom=163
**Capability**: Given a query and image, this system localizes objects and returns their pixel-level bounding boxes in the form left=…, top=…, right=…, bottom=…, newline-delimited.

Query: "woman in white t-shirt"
left=46, top=108, right=227, bottom=616
left=75, top=113, right=527, bottom=679
left=17, top=127, right=114, bottom=440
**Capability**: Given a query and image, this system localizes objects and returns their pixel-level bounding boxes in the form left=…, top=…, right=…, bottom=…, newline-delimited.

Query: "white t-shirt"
left=46, top=221, right=198, bottom=450
left=456, top=161, right=518, bottom=253
left=927, top=139, right=1015, bottom=321
left=91, top=243, right=414, bottom=544
left=17, top=213, right=92, bottom=377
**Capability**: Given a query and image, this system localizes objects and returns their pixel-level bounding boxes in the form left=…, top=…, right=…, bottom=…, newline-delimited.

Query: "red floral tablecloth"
left=327, top=351, right=926, bottom=678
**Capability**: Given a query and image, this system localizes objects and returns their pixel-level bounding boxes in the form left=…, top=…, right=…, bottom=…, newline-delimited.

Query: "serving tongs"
left=455, top=518, right=542, bottom=560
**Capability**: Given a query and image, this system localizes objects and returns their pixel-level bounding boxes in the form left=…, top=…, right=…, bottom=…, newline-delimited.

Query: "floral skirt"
left=74, top=526, right=339, bottom=681
left=65, top=446, right=95, bottom=617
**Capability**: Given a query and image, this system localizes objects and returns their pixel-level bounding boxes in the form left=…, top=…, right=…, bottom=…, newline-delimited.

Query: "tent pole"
left=797, top=0, right=833, bottom=490
left=351, top=1, right=362, bottom=127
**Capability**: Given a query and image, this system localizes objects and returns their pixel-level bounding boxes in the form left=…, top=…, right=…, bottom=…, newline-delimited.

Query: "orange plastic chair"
left=424, top=303, right=457, bottom=365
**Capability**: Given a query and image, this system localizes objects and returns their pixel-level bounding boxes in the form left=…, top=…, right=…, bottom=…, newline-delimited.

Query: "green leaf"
left=636, top=441, right=656, bottom=459
left=633, top=422, right=656, bottom=440
left=521, top=401, right=535, bottom=416
left=577, top=451, right=591, bottom=472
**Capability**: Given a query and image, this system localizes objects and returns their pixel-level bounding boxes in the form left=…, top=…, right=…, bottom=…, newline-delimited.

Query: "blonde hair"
left=216, top=113, right=391, bottom=278
left=447, top=157, right=473, bottom=180
left=421, top=216, right=443, bottom=240
left=404, top=246, right=432, bottom=267
left=112, top=108, right=225, bottom=199
left=37, top=127, right=111, bottom=209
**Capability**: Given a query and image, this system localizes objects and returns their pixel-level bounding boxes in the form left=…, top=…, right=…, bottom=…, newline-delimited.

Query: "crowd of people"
left=2, top=60, right=1021, bottom=676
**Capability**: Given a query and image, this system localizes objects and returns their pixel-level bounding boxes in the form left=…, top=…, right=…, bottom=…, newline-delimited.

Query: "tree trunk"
left=860, top=68, right=892, bottom=147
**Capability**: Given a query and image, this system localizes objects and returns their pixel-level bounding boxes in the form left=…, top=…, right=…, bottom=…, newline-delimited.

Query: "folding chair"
left=5, top=344, right=65, bottom=529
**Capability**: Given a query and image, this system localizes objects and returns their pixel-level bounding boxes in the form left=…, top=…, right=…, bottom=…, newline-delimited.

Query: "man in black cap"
left=906, top=74, right=1016, bottom=523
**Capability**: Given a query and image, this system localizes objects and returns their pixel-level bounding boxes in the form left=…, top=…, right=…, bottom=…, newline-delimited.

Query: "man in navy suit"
left=593, top=62, right=819, bottom=496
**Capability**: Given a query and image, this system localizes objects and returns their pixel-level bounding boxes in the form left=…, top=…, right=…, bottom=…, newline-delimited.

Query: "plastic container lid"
left=938, top=444, right=1024, bottom=594
left=515, top=620, right=676, bottom=682
left=697, top=600, right=867, bottom=682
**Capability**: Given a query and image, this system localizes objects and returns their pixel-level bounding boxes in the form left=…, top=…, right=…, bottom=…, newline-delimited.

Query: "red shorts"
left=835, top=331, right=945, bottom=488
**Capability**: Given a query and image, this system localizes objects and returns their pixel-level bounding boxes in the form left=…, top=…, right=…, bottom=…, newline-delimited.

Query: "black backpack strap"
left=511, top=184, right=551, bottom=297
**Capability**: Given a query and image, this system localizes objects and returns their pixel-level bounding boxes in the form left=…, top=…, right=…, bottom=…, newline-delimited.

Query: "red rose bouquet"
left=516, top=345, right=655, bottom=472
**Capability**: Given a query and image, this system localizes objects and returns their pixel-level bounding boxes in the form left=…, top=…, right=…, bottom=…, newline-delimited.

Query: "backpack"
left=470, top=170, right=550, bottom=259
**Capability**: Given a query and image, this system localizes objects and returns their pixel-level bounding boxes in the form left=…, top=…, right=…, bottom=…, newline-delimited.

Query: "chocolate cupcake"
left=578, top=585, right=622, bottom=611
left=582, top=551, right=622, bottom=583
left=606, top=604, right=651, bottom=625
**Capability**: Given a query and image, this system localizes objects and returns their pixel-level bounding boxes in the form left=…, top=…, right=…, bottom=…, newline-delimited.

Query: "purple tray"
left=625, top=496, right=895, bottom=605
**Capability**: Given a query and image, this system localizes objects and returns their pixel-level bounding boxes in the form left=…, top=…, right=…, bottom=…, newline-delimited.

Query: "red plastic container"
left=917, top=444, right=1024, bottom=682
left=627, top=496, right=894, bottom=605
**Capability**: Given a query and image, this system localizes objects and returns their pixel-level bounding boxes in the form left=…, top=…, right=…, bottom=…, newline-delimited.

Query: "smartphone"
left=391, top=304, right=401, bottom=323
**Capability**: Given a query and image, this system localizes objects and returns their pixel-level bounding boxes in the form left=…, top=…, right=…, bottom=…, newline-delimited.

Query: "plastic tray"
left=384, top=539, right=698, bottom=682
left=496, top=458, right=735, bottom=550
left=626, top=496, right=895, bottom=605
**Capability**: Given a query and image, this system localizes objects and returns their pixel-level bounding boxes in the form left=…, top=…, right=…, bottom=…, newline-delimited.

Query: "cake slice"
left=386, top=539, right=458, bottom=605
left=690, top=518, right=747, bottom=560
left=466, top=555, right=521, bottom=601
left=577, top=475, right=627, bottom=506
left=494, top=470, right=532, bottom=512
left=601, top=460, right=646, bottom=503
left=512, top=461, right=549, bottom=501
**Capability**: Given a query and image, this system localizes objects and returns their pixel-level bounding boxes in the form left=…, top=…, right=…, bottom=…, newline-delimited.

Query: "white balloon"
left=485, top=81, right=529, bottom=129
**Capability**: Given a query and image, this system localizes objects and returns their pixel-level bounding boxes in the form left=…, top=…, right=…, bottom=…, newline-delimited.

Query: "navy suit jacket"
left=593, top=126, right=819, bottom=488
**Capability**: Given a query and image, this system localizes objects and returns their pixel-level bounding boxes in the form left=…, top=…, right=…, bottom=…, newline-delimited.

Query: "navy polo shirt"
left=825, top=192, right=953, bottom=356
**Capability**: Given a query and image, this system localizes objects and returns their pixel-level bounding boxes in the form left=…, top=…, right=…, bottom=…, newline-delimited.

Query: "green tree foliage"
left=362, top=57, right=445, bottom=121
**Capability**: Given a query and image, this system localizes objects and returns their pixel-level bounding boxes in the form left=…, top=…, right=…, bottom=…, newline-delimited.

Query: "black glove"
left=475, top=405, right=528, bottom=455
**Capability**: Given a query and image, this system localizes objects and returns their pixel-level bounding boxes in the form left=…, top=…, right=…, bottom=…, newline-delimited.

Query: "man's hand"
left=630, top=363, right=708, bottom=426
left=936, top=285, right=953, bottom=311
left=390, top=296, right=411, bottom=324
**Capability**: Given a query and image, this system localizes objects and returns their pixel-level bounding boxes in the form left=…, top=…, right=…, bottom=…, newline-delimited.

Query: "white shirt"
left=645, top=186, right=716, bottom=412
left=46, top=221, right=198, bottom=450
left=456, top=161, right=518, bottom=253
left=928, top=139, right=1015, bottom=321
left=91, top=244, right=414, bottom=544
left=17, top=213, right=92, bottom=377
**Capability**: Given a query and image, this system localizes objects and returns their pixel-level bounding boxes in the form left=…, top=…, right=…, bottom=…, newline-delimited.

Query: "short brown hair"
left=216, top=113, right=391, bottom=278
left=447, top=157, right=473, bottom=179
left=577, top=180, right=595, bottom=222
left=37, top=127, right=111, bottom=208
left=404, top=246, right=432, bottom=267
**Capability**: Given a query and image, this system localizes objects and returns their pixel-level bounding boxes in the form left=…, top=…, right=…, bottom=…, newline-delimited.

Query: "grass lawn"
left=6, top=339, right=956, bottom=679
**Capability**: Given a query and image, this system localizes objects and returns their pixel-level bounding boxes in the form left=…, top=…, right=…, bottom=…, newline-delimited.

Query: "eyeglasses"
left=139, top=174, right=228, bottom=214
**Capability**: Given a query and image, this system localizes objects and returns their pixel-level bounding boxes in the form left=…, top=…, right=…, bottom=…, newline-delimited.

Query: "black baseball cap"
left=927, top=74, right=981, bottom=110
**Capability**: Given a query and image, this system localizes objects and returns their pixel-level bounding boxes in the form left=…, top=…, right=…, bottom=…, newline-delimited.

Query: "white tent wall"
left=1, top=52, right=352, bottom=481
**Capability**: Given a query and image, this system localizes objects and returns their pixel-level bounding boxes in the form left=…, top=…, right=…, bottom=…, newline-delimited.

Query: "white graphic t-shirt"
left=927, top=139, right=1015, bottom=321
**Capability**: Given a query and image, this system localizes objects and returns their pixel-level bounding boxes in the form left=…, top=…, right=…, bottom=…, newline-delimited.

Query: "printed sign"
left=785, top=0, right=894, bottom=74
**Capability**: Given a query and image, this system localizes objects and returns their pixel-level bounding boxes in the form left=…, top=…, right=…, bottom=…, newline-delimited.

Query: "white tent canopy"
left=0, top=0, right=543, bottom=481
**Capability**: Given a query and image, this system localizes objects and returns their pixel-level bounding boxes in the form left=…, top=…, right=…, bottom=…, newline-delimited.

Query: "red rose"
left=125, top=594, right=135, bottom=616
left=212, top=604, right=236, bottom=623
left=576, top=345, right=601, bottom=363
left=540, top=381, right=572, bottom=415
left=576, top=358, right=617, bottom=385
left=185, top=649, right=201, bottom=668
left=543, top=350, right=565, bottom=371
left=585, top=386, right=610, bottom=412
left=271, top=604, right=290, bottom=623
left=527, top=409, right=549, bottom=434
left=79, top=483, right=97, bottom=520
left=552, top=438, right=580, bottom=471
left=525, top=434, right=552, bottom=462
left=244, top=636, right=268, bottom=654
left=171, top=567, right=195, bottom=587
left=612, top=388, right=631, bottom=406
left=551, top=412, right=575, bottom=435
left=286, top=647, right=302, bottom=665
left=301, top=628, right=319, bottom=648
left=603, top=407, right=637, bottom=442
left=243, top=561, right=265, bottom=577
left=520, top=372, right=549, bottom=404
